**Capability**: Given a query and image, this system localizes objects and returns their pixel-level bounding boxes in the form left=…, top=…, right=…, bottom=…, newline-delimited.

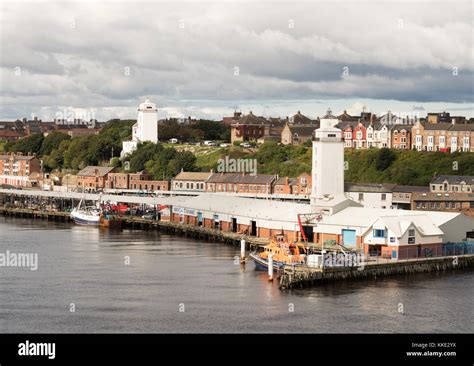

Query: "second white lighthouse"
left=310, top=109, right=345, bottom=204
left=122, top=98, right=158, bottom=157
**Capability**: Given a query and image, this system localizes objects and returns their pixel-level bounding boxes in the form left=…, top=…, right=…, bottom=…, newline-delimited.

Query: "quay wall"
left=0, top=206, right=267, bottom=250
left=279, top=255, right=474, bottom=289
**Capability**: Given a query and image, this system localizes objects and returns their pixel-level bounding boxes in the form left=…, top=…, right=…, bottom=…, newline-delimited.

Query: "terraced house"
left=205, top=173, right=276, bottom=195
left=412, top=121, right=474, bottom=152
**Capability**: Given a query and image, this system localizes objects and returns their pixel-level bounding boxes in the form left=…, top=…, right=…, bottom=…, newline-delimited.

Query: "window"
left=408, top=229, right=415, bottom=237
left=381, top=193, right=386, bottom=201
left=373, top=229, right=386, bottom=238
left=358, top=193, right=364, bottom=200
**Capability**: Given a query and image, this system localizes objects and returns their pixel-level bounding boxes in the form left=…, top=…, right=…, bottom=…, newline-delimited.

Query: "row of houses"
left=230, top=110, right=474, bottom=152
left=345, top=175, right=474, bottom=217
left=77, top=168, right=313, bottom=196
left=0, top=117, right=104, bottom=141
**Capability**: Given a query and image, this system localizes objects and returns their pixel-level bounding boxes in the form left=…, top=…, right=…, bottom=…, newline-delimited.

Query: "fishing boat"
left=249, top=233, right=307, bottom=270
left=70, top=199, right=101, bottom=226
left=99, top=213, right=123, bottom=229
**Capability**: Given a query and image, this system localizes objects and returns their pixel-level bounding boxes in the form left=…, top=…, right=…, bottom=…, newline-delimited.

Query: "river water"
left=0, top=217, right=472, bottom=333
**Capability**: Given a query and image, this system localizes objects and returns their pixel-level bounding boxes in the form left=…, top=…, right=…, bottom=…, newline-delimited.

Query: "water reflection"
left=1, top=217, right=472, bottom=333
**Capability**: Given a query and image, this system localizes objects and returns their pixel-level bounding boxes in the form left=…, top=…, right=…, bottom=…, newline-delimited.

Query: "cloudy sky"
left=0, top=0, right=473, bottom=121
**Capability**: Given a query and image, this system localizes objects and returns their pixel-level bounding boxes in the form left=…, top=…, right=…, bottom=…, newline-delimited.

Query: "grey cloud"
left=0, top=1, right=473, bottom=120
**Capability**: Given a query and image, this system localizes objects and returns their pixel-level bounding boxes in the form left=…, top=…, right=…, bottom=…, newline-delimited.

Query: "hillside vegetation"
left=197, top=142, right=474, bottom=186
left=3, top=119, right=473, bottom=186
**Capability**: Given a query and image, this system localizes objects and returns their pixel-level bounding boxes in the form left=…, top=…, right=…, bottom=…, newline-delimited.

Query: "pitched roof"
left=431, top=175, right=474, bottom=185
left=336, top=121, right=359, bottom=130
left=236, top=111, right=268, bottom=125
left=448, top=124, right=474, bottom=131
left=207, top=173, right=276, bottom=184
left=392, top=185, right=430, bottom=193
left=274, top=177, right=297, bottom=185
left=389, top=124, right=413, bottom=131
left=173, top=171, right=214, bottom=181
left=423, top=122, right=452, bottom=130
left=337, top=110, right=358, bottom=122
left=290, top=111, right=316, bottom=125
left=287, top=125, right=318, bottom=136
left=345, top=182, right=397, bottom=193
left=77, top=166, right=115, bottom=177
left=370, top=215, right=444, bottom=237
left=0, top=154, right=36, bottom=161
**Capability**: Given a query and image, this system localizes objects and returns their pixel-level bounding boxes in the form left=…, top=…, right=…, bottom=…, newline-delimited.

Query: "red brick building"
left=0, top=153, right=42, bottom=187
left=205, top=173, right=276, bottom=195
left=77, top=166, right=115, bottom=191
left=107, top=172, right=129, bottom=189
left=273, top=173, right=311, bottom=195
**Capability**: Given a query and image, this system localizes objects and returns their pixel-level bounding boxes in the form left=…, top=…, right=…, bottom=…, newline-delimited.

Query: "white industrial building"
left=121, top=99, right=159, bottom=157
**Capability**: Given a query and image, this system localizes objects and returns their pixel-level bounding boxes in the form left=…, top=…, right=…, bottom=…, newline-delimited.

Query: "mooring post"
left=268, top=254, right=273, bottom=282
left=240, top=239, right=246, bottom=263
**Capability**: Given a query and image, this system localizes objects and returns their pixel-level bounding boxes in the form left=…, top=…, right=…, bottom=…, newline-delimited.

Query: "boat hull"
left=250, top=252, right=296, bottom=271
left=70, top=211, right=100, bottom=226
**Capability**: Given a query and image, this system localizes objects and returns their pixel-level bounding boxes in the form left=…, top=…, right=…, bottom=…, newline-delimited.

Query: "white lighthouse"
left=311, top=109, right=345, bottom=204
left=121, top=98, right=158, bottom=157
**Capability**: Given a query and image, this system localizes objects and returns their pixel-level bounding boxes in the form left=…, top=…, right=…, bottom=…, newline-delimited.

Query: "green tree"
left=39, top=132, right=71, bottom=156
left=375, top=148, right=396, bottom=171
left=6, top=134, right=44, bottom=155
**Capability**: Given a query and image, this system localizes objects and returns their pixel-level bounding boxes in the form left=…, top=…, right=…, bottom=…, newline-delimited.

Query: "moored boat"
left=70, top=199, right=101, bottom=226
left=99, top=214, right=123, bottom=229
left=250, top=233, right=307, bottom=271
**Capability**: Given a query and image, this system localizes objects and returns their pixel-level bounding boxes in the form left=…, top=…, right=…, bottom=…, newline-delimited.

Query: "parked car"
left=240, top=142, right=251, bottom=148
left=141, top=213, right=157, bottom=220
left=219, top=143, right=229, bottom=147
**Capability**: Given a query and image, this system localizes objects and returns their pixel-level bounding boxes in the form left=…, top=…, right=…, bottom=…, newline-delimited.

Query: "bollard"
left=240, top=239, right=246, bottom=263
left=268, top=254, right=273, bottom=282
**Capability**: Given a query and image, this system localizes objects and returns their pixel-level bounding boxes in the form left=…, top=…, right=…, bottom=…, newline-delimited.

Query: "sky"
left=0, top=0, right=473, bottom=121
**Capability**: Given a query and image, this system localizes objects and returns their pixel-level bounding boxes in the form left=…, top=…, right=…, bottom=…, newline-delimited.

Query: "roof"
left=173, top=171, right=214, bottom=181
left=423, top=122, right=452, bottom=131
left=389, top=124, right=413, bottom=131
left=368, top=215, right=444, bottom=237
left=319, top=206, right=462, bottom=229
left=236, top=111, right=268, bottom=125
left=173, top=193, right=314, bottom=222
left=274, top=177, right=297, bottom=185
left=337, top=110, right=358, bottom=122
left=392, top=185, right=430, bottom=193
left=431, top=175, right=474, bottom=185
left=77, top=166, right=115, bottom=177
left=207, top=173, right=276, bottom=185
left=0, top=154, right=36, bottom=161
left=290, top=111, right=316, bottom=125
left=336, top=121, right=359, bottom=130
left=448, top=124, right=474, bottom=131
left=345, top=182, right=397, bottom=193
left=286, top=125, right=318, bottom=136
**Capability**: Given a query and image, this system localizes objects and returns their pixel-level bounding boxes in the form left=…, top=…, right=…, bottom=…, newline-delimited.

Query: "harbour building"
left=167, top=109, right=473, bottom=260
